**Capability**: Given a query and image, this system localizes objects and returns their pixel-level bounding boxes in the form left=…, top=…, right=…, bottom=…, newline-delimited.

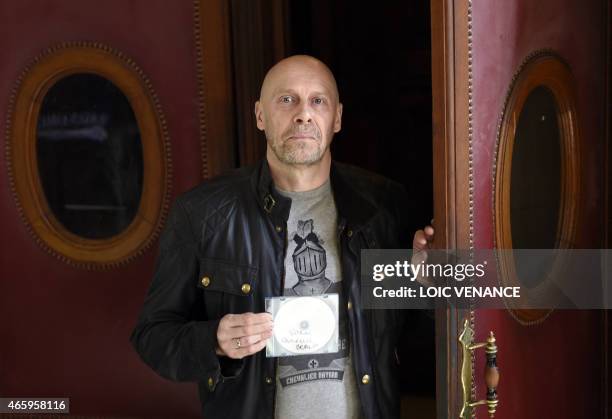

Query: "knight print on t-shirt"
left=290, top=219, right=332, bottom=296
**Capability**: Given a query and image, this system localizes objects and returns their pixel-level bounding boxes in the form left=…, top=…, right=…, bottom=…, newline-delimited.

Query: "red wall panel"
left=0, top=1, right=204, bottom=416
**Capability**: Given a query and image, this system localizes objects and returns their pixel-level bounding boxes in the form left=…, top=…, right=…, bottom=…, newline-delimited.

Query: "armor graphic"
left=291, top=219, right=332, bottom=295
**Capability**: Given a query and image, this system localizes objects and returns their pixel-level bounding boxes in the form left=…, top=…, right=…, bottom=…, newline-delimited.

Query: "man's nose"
left=293, top=103, right=312, bottom=124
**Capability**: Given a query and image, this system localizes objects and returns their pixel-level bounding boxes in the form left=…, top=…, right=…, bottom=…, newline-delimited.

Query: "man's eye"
left=312, top=98, right=323, bottom=105
left=280, top=96, right=293, bottom=103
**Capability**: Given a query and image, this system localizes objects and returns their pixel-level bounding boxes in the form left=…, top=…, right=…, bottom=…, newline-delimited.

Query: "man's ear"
left=254, top=101, right=265, bottom=131
left=333, top=102, right=343, bottom=133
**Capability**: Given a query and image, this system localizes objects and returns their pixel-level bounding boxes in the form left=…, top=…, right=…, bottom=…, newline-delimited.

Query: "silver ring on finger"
left=234, top=337, right=242, bottom=349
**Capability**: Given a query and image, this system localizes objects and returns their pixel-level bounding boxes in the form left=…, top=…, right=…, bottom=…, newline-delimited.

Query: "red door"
left=432, top=0, right=609, bottom=417
left=0, top=1, right=233, bottom=417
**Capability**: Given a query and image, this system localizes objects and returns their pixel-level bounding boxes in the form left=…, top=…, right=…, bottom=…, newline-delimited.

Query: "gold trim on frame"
left=5, top=42, right=173, bottom=269
left=492, top=51, right=582, bottom=324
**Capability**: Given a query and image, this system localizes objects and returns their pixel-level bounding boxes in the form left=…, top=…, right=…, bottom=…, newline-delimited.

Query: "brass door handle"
left=459, top=319, right=500, bottom=418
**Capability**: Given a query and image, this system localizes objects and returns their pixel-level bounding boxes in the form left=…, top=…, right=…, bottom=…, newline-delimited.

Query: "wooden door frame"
left=603, top=0, right=611, bottom=416
left=430, top=0, right=472, bottom=417
left=195, top=0, right=238, bottom=178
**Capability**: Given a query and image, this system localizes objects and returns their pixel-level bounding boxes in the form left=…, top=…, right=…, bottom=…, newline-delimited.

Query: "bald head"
left=254, top=55, right=343, bottom=170
left=259, top=55, right=339, bottom=103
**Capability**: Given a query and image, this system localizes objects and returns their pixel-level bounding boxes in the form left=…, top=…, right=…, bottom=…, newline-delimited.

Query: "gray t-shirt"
left=274, top=180, right=361, bottom=419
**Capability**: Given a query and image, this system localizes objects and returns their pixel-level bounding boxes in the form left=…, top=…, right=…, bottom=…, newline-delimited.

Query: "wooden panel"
left=195, top=0, right=236, bottom=178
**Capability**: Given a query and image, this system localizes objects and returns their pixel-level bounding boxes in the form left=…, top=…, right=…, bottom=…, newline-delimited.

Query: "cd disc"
left=273, top=297, right=336, bottom=354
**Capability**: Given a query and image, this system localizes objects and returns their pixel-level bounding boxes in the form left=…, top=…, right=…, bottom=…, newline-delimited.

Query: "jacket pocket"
left=197, top=258, right=258, bottom=317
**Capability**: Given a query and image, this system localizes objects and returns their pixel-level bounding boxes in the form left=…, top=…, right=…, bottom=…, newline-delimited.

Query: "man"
left=131, top=55, right=434, bottom=419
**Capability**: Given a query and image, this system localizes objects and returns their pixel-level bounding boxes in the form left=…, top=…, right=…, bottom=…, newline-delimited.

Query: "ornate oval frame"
left=493, top=51, right=582, bottom=324
left=5, top=42, right=172, bottom=269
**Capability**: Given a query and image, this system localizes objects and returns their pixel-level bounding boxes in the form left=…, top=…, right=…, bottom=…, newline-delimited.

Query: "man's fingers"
left=224, top=332, right=271, bottom=359
left=409, top=222, right=436, bottom=288
left=424, top=225, right=434, bottom=238
left=224, top=312, right=272, bottom=328
left=234, top=337, right=269, bottom=358
left=413, top=226, right=435, bottom=249
left=239, top=330, right=273, bottom=347
left=222, top=321, right=273, bottom=340
left=217, top=316, right=273, bottom=341
left=413, top=230, right=428, bottom=248
left=218, top=312, right=272, bottom=338
left=222, top=329, right=273, bottom=348
left=238, top=334, right=260, bottom=347
left=413, top=226, right=434, bottom=266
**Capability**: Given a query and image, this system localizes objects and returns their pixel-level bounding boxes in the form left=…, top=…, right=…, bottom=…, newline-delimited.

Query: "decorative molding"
left=491, top=50, right=581, bottom=325
left=193, top=0, right=237, bottom=178
left=467, top=5, right=475, bottom=252
left=466, top=0, right=477, bottom=414
left=5, top=41, right=173, bottom=270
left=193, top=0, right=210, bottom=180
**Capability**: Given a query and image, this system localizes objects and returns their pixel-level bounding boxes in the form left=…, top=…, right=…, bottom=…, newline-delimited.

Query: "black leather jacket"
left=130, top=159, right=415, bottom=419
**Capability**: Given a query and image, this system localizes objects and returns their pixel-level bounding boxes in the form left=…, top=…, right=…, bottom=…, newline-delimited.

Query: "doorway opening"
left=286, top=2, right=436, bottom=417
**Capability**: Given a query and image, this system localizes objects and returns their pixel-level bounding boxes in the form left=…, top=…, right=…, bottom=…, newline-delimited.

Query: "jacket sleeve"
left=130, top=197, right=222, bottom=383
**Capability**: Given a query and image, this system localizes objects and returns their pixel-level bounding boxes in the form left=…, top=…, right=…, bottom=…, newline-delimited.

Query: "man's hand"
left=412, top=223, right=435, bottom=286
left=216, top=312, right=273, bottom=359
left=413, top=225, right=434, bottom=254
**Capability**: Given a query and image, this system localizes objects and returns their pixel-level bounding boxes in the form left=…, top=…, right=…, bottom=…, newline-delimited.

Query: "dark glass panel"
left=510, top=85, right=561, bottom=288
left=36, top=74, right=143, bottom=239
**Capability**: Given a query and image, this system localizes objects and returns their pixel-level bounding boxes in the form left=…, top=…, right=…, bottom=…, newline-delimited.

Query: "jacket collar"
left=252, top=159, right=377, bottom=230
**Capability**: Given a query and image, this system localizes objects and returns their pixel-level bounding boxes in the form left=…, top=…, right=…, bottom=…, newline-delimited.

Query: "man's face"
left=255, top=62, right=342, bottom=166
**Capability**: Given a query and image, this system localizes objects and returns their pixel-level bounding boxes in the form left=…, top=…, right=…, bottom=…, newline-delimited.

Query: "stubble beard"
left=268, top=127, right=328, bottom=165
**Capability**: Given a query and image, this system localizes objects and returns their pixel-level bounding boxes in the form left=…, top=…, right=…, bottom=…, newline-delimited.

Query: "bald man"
left=131, top=55, right=434, bottom=419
